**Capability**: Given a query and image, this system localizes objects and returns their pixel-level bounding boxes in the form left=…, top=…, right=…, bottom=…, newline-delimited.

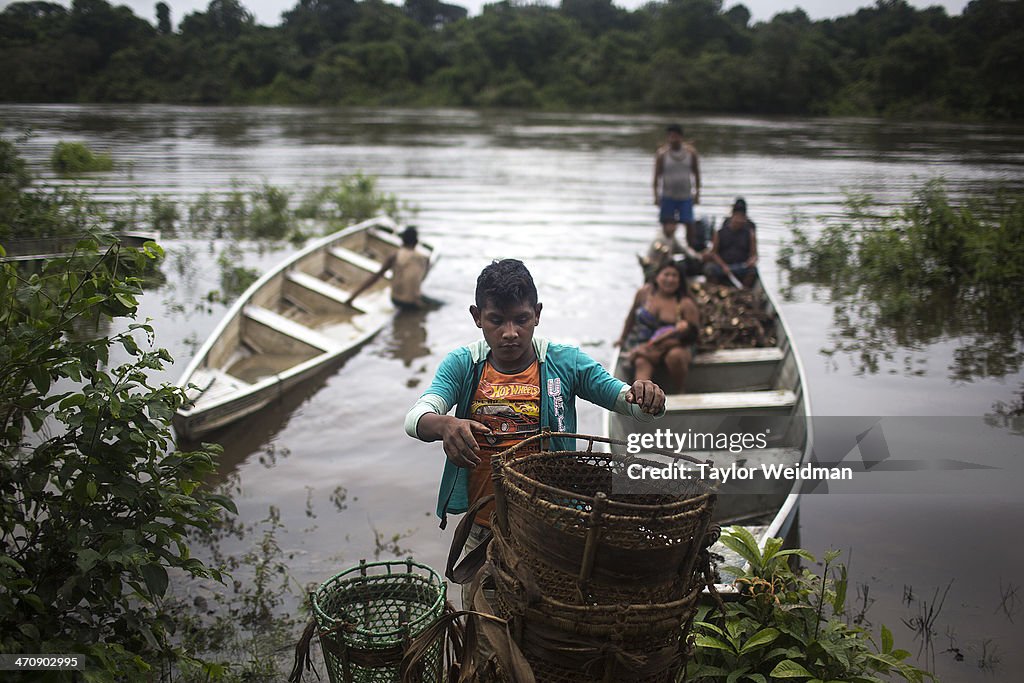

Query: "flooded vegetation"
left=777, top=181, right=1024, bottom=380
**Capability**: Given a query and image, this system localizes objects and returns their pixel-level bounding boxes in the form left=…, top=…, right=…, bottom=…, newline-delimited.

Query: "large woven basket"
left=485, top=526, right=699, bottom=683
left=310, top=559, right=447, bottom=683
left=490, top=432, right=716, bottom=601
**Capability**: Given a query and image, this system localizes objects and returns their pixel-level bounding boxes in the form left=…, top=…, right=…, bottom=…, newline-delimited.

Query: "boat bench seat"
left=328, top=246, right=382, bottom=274
left=687, top=347, right=786, bottom=393
left=665, top=389, right=797, bottom=413
left=692, top=347, right=784, bottom=366
left=184, top=368, right=251, bottom=403
left=286, top=270, right=352, bottom=304
left=680, top=446, right=803, bottom=468
left=243, top=305, right=342, bottom=354
left=368, top=226, right=402, bottom=247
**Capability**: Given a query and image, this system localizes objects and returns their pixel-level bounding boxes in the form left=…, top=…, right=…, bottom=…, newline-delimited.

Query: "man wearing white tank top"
left=653, top=124, right=702, bottom=251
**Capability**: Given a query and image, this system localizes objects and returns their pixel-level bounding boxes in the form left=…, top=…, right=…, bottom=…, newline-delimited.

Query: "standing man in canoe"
left=347, top=225, right=430, bottom=309
left=404, top=259, right=666, bottom=603
left=654, top=124, right=702, bottom=252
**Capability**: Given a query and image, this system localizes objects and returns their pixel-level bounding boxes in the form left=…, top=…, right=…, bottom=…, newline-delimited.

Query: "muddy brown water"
left=4, top=105, right=1023, bottom=680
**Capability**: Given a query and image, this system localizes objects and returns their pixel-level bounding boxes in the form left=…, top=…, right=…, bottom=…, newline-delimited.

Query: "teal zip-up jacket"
left=404, top=336, right=662, bottom=526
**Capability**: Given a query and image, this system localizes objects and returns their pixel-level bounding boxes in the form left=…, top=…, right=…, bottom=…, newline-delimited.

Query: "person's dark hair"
left=666, top=124, right=683, bottom=135
left=732, top=198, right=747, bottom=214
left=475, top=259, right=538, bottom=309
left=399, top=225, right=418, bottom=247
left=651, top=261, right=690, bottom=301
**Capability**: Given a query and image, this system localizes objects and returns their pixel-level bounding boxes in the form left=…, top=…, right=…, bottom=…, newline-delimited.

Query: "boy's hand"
left=439, top=416, right=490, bottom=469
left=626, top=380, right=666, bottom=415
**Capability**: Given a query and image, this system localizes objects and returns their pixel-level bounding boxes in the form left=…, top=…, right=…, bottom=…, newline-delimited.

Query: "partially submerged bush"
left=296, top=172, right=404, bottom=227
left=51, top=141, right=114, bottom=174
left=778, top=182, right=1024, bottom=308
left=3, top=138, right=110, bottom=241
left=777, top=181, right=1024, bottom=379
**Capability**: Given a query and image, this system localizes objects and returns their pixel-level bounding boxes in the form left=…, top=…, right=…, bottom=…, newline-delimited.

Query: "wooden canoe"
left=173, top=216, right=437, bottom=439
left=603, top=275, right=812, bottom=594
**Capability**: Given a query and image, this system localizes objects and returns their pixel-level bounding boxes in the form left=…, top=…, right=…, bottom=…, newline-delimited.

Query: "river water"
left=4, top=105, right=1023, bottom=680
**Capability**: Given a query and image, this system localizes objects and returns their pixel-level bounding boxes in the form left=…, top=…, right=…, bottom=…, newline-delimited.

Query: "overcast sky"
left=2, top=0, right=971, bottom=29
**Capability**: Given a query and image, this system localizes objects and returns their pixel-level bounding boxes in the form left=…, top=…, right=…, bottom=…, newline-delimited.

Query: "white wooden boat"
left=173, top=216, right=437, bottom=439
left=603, top=275, right=812, bottom=595
left=0, top=230, right=160, bottom=262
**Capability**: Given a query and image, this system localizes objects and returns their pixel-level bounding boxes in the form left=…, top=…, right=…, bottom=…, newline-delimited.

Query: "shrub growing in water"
left=296, top=172, right=404, bottom=228
left=50, top=141, right=114, bottom=174
left=776, top=181, right=1024, bottom=378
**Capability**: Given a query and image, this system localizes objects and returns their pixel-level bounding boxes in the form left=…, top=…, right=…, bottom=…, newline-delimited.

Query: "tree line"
left=1, top=0, right=1022, bottom=119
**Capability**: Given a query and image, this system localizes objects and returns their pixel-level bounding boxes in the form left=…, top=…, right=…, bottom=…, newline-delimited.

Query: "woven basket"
left=491, top=432, right=716, bottom=601
left=487, top=525, right=701, bottom=641
left=311, top=559, right=447, bottom=683
left=485, top=533, right=699, bottom=683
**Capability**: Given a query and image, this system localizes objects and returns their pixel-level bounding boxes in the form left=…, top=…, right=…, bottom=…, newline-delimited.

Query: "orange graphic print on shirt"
left=467, top=361, right=540, bottom=527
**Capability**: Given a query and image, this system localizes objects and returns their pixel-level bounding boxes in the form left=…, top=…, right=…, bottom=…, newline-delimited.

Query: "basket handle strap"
left=288, top=618, right=320, bottom=683
left=400, top=601, right=465, bottom=683
left=465, top=568, right=536, bottom=683
left=446, top=494, right=495, bottom=585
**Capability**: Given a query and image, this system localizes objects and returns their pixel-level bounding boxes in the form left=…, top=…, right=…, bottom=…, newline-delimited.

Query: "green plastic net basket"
left=311, top=559, right=447, bottom=683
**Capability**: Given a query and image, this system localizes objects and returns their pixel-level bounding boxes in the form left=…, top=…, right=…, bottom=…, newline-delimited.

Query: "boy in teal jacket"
left=404, top=259, right=666, bottom=529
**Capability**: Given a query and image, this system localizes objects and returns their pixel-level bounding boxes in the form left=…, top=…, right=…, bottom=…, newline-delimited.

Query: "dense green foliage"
left=777, top=181, right=1024, bottom=378
left=687, top=527, right=931, bottom=682
left=50, top=141, right=113, bottom=174
left=0, top=140, right=308, bottom=681
left=1, top=0, right=1021, bottom=119
left=0, top=237, right=237, bottom=679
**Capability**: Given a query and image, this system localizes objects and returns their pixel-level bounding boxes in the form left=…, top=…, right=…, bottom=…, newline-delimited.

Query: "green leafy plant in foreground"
left=686, top=527, right=931, bottom=683
left=0, top=238, right=234, bottom=680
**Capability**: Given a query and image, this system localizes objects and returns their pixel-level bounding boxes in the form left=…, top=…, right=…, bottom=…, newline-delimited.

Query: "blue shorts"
left=659, top=198, right=694, bottom=225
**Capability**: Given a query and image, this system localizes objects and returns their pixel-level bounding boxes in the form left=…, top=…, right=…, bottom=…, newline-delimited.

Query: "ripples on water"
left=3, top=105, right=1023, bottom=680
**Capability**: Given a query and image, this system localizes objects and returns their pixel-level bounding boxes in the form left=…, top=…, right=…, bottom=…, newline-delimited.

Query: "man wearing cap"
left=653, top=124, right=702, bottom=251
left=347, top=226, right=431, bottom=309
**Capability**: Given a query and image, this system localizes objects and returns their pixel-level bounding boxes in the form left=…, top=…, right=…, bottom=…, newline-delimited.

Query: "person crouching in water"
left=617, top=261, right=700, bottom=393
left=404, top=259, right=666, bottom=607
left=347, top=225, right=430, bottom=309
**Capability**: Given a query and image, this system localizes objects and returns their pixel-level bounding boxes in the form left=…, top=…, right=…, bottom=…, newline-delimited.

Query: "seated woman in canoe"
left=705, top=197, right=758, bottom=288
left=616, top=261, right=700, bottom=393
